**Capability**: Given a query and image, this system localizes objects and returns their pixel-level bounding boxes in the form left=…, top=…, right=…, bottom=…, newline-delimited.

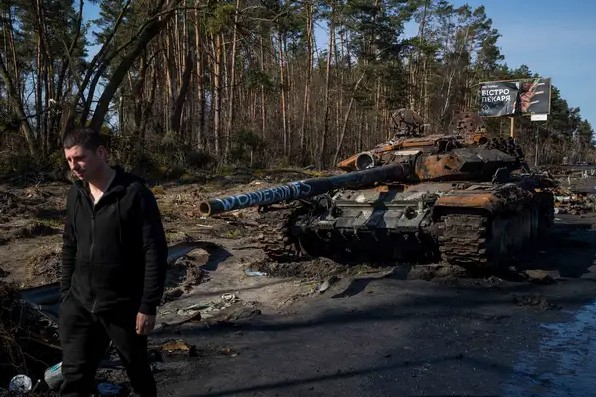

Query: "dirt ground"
left=2, top=170, right=596, bottom=396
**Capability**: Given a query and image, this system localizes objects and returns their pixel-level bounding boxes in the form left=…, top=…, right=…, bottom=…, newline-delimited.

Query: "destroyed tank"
left=199, top=110, right=555, bottom=270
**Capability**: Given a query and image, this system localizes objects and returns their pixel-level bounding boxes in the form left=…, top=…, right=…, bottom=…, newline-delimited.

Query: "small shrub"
left=229, top=129, right=266, bottom=167
left=113, top=133, right=216, bottom=182
left=151, top=185, right=165, bottom=195
left=220, top=228, right=242, bottom=239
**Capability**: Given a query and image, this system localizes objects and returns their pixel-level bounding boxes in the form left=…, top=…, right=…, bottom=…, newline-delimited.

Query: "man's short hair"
left=63, top=127, right=101, bottom=151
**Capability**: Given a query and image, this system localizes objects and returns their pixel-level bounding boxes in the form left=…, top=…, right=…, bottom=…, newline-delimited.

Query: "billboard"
left=479, top=78, right=551, bottom=117
left=479, top=81, right=519, bottom=116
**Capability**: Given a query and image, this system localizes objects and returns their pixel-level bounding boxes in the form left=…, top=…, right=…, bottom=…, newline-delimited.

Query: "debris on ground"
left=0, top=274, right=27, bottom=384
left=407, top=264, right=470, bottom=280
left=44, top=362, right=63, bottom=391
left=160, top=293, right=248, bottom=327
left=523, top=269, right=560, bottom=284
left=0, top=277, right=61, bottom=387
left=218, top=347, right=240, bottom=357
left=8, top=374, right=33, bottom=394
left=26, top=246, right=62, bottom=284
left=513, top=294, right=561, bottom=311
left=248, top=258, right=387, bottom=281
left=155, top=339, right=198, bottom=357
left=96, top=382, right=123, bottom=396
left=546, top=167, right=596, bottom=214
left=552, top=186, right=596, bottom=214
left=317, top=275, right=340, bottom=293
left=244, top=268, right=267, bottom=277
left=163, top=254, right=207, bottom=300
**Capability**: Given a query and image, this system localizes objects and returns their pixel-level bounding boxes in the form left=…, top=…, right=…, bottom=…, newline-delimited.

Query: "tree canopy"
left=0, top=0, right=593, bottom=177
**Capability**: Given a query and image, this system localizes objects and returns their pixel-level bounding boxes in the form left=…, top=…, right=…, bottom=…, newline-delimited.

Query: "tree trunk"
left=212, top=33, right=223, bottom=158
left=225, top=0, right=241, bottom=157
left=320, top=2, right=335, bottom=169
left=90, top=1, right=181, bottom=131
left=260, top=36, right=266, bottom=138
left=277, top=30, right=288, bottom=156
left=333, top=71, right=366, bottom=165
left=299, top=1, right=314, bottom=160
left=0, top=56, right=38, bottom=157
left=194, top=0, right=205, bottom=149
left=171, top=51, right=194, bottom=134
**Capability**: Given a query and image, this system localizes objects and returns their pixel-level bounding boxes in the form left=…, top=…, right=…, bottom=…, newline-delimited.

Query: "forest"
left=1, top=0, right=594, bottom=180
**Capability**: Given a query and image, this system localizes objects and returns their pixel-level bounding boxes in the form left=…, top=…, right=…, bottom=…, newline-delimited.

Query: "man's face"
left=64, top=145, right=106, bottom=181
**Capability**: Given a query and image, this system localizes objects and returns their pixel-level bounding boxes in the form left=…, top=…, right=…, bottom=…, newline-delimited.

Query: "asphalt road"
left=154, top=214, right=596, bottom=397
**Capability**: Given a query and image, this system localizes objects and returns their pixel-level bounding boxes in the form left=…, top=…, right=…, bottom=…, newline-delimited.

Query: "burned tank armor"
left=200, top=111, right=555, bottom=270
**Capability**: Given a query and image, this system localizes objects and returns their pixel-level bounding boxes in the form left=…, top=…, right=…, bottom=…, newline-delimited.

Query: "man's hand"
left=136, top=312, right=156, bottom=335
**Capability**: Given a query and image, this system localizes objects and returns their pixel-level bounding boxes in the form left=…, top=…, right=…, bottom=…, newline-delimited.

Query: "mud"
left=247, top=258, right=390, bottom=281
left=164, top=254, right=208, bottom=294
left=503, top=299, right=596, bottom=397
left=512, top=294, right=561, bottom=310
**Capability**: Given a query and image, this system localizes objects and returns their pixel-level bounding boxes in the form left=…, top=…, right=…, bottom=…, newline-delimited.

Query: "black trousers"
left=59, top=295, right=156, bottom=397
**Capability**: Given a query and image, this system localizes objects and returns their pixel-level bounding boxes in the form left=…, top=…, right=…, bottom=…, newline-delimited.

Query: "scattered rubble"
left=0, top=271, right=61, bottom=388
left=523, top=269, right=560, bottom=284
left=155, top=339, right=197, bottom=357
left=0, top=277, right=23, bottom=384
left=513, top=294, right=561, bottom=311
left=247, top=258, right=387, bottom=281
left=552, top=186, right=596, bottom=214
left=546, top=166, right=596, bottom=214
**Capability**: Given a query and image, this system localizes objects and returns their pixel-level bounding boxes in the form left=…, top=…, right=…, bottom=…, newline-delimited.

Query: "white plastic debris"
left=44, top=362, right=63, bottom=391
left=8, top=375, right=32, bottom=394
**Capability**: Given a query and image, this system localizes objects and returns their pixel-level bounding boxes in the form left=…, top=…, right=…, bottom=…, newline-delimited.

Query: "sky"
left=447, top=0, right=596, bottom=127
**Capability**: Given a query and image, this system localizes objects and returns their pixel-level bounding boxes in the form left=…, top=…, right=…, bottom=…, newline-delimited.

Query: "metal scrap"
left=157, top=339, right=196, bottom=355
left=552, top=186, right=596, bottom=214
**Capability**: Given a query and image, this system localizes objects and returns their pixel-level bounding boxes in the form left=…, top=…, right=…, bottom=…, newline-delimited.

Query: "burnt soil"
left=1, top=172, right=596, bottom=396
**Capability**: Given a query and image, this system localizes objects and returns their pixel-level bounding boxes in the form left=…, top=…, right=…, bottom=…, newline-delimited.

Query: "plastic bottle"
left=43, top=362, right=63, bottom=391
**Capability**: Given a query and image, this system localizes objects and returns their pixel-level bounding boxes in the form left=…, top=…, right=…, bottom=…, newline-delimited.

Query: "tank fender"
left=433, top=192, right=501, bottom=214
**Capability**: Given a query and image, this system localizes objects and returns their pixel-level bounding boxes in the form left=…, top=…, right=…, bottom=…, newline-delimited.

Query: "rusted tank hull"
left=201, top=110, right=555, bottom=269
left=269, top=183, right=554, bottom=269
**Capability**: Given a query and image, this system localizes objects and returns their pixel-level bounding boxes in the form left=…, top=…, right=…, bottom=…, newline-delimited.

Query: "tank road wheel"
left=438, top=204, right=549, bottom=270
left=437, top=214, right=490, bottom=269
left=257, top=206, right=305, bottom=262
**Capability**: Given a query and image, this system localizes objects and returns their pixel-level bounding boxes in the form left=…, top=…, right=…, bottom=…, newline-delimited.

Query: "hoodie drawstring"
left=73, top=191, right=80, bottom=235
left=117, top=198, right=123, bottom=246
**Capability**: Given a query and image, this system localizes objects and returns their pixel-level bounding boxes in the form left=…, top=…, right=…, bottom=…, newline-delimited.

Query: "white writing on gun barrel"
left=214, top=181, right=313, bottom=212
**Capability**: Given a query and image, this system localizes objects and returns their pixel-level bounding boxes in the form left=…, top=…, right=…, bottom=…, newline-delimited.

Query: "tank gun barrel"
left=199, top=163, right=408, bottom=216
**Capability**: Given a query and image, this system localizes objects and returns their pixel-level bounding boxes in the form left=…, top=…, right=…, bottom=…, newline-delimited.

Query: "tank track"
left=437, top=214, right=489, bottom=267
left=257, top=206, right=304, bottom=262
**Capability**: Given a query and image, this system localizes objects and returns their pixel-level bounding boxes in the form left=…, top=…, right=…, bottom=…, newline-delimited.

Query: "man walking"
left=60, top=127, right=167, bottom=396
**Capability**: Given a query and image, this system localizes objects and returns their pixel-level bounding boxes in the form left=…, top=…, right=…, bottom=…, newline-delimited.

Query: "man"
left=60, top=127, right=167, bottom=396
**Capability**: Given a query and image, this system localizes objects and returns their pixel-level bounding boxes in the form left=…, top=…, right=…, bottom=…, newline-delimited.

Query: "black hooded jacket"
left=61, top=167, right=167, bottom=315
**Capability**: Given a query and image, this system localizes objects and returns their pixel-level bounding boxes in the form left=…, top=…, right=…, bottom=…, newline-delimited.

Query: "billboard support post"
left=510, top=117, right=515, bottom=138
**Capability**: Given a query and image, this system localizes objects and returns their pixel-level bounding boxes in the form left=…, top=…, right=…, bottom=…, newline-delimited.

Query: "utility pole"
left=530, top=115, right=548, bottom=167
left=535, top=126, right=539, bottom=167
